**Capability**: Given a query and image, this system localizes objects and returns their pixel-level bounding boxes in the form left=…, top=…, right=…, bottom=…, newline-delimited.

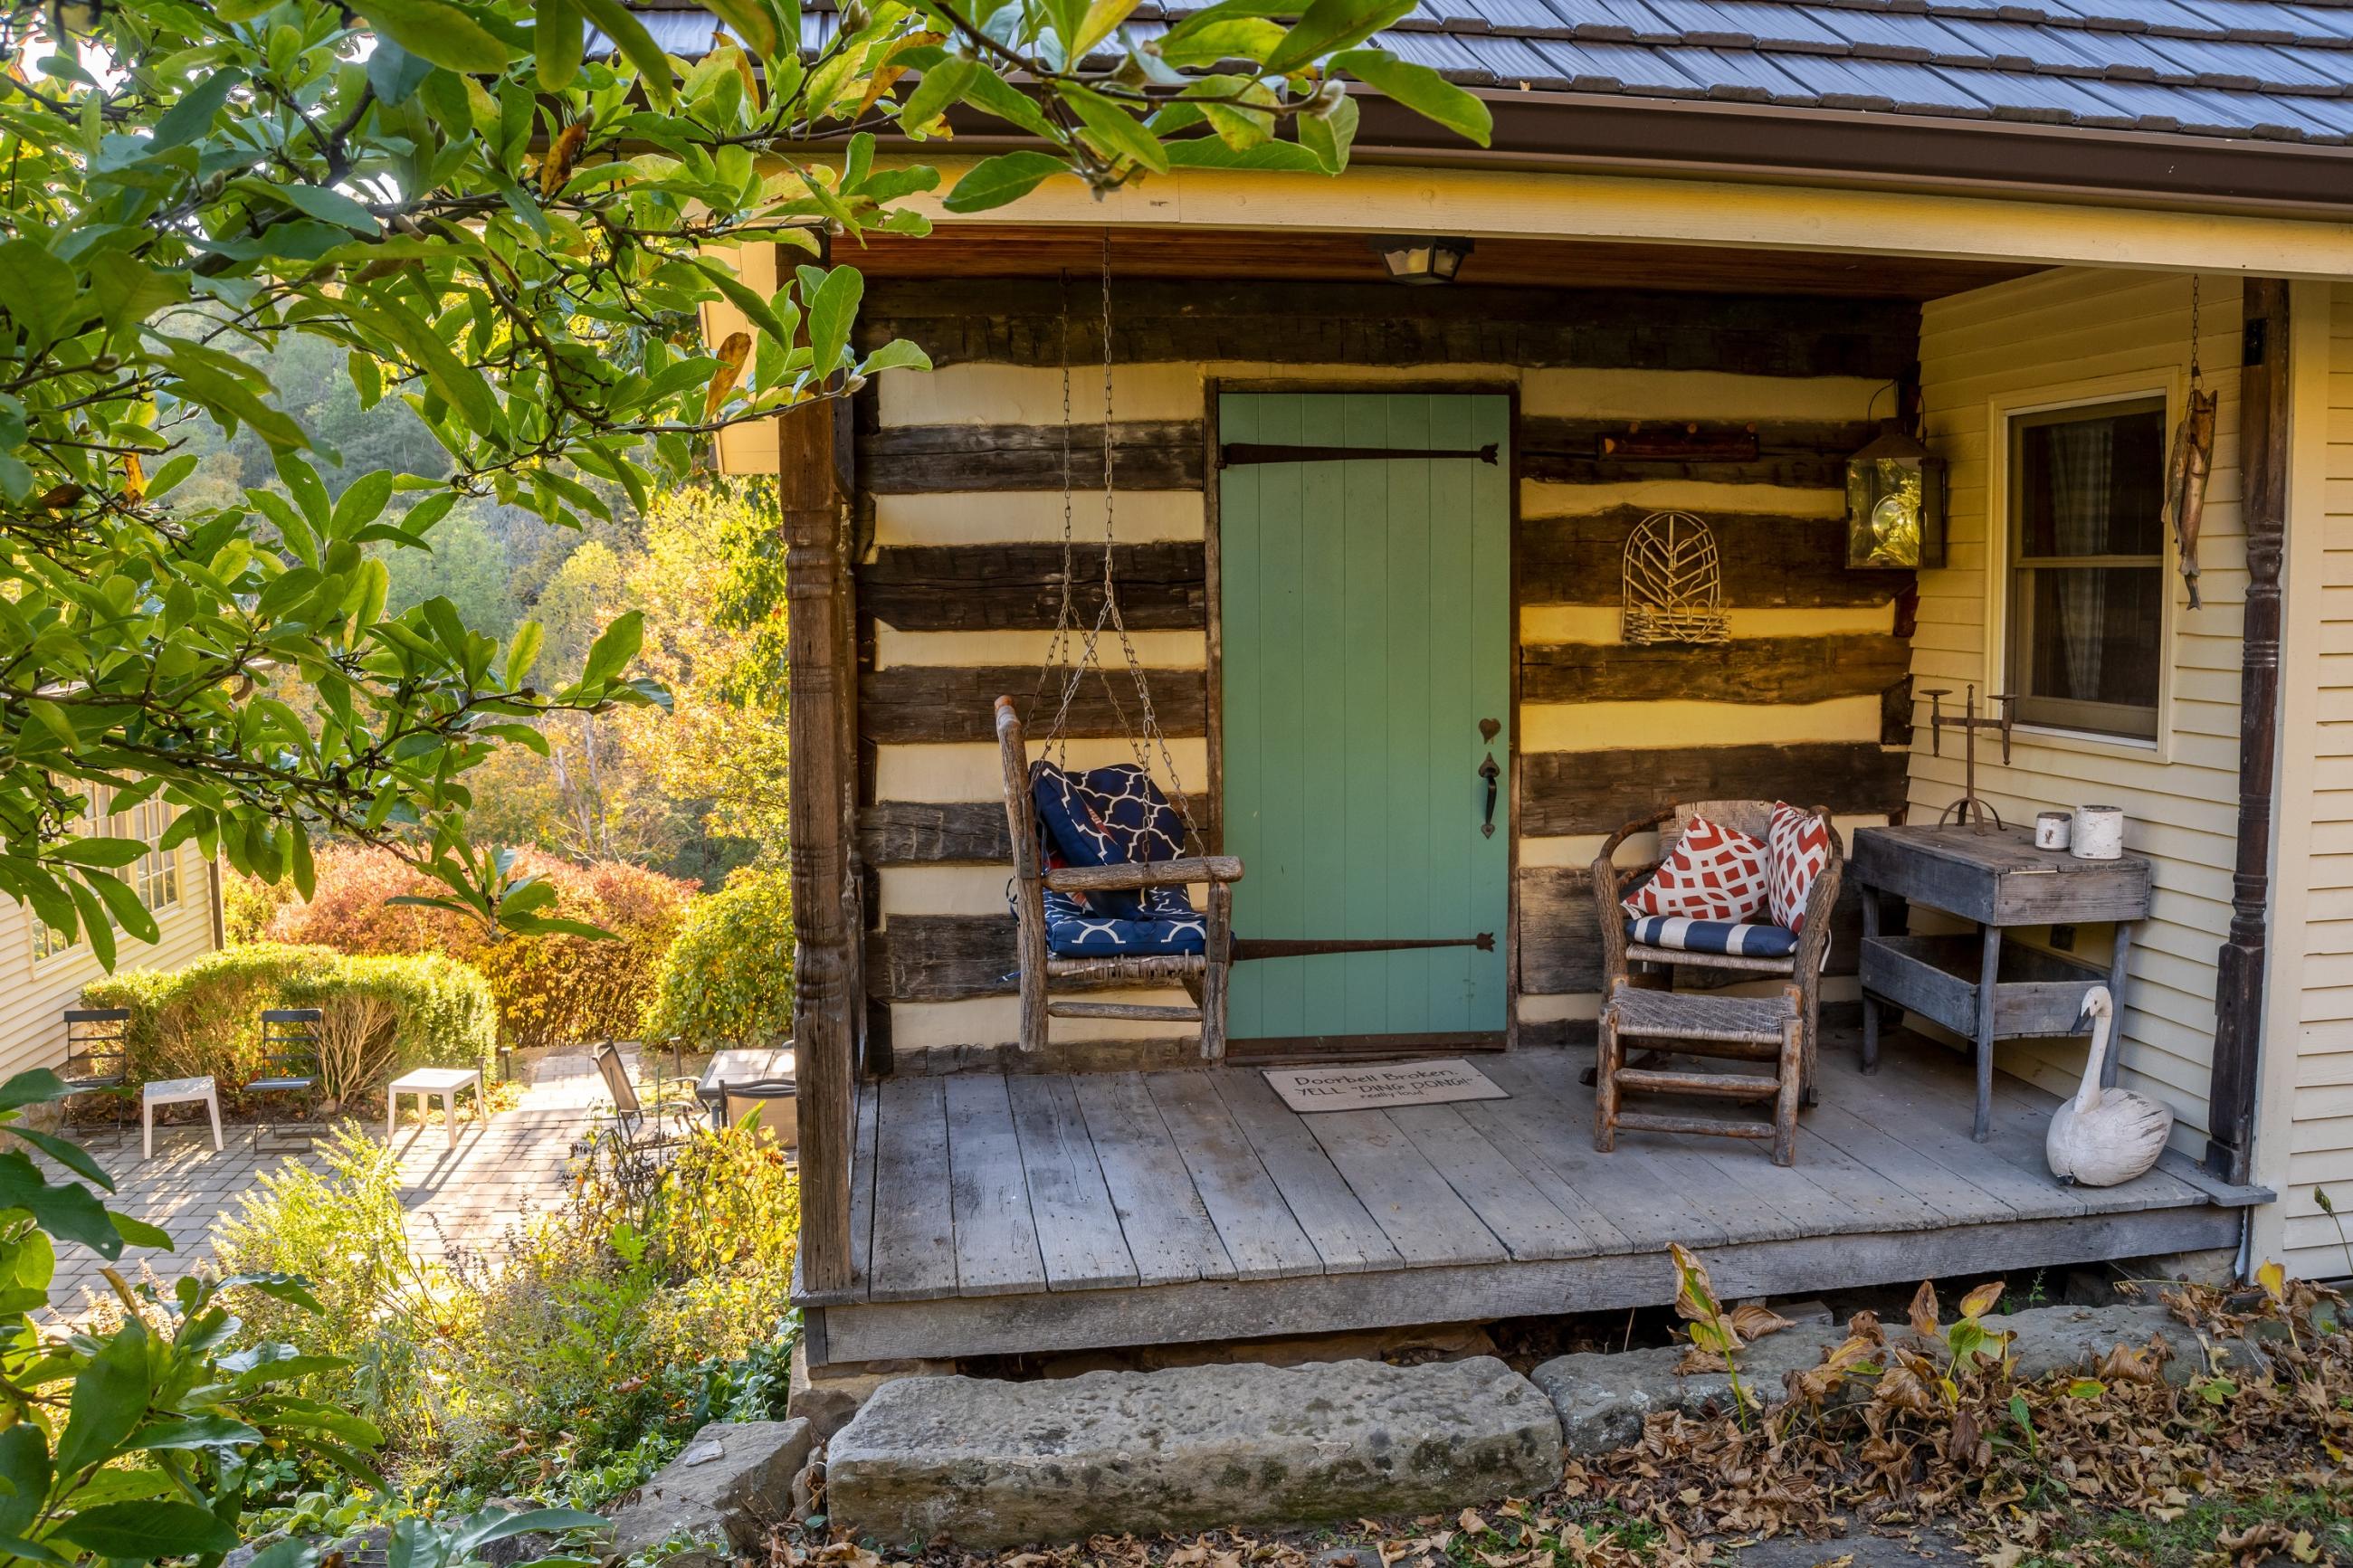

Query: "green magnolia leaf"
left=0, top=242, right=78, bottom=346
left=804, top=266, right=863, bottom=382
left=0, top=1427, right=51, bottom=1540
left=1262, top=0, right=1415, bottom=75
left=1329, top=48, right=1493, bottom=145
left=942, top=151, right=1068, bottom=214
left=1059, top=83, right=1170, bottom=174
left=536, top=0, right=586, bottom=88
left=48, top=1500, right=238, bottom=1559
left=1298, top=90, right=1359, bottom=173
left=282, top=184, right=383, bottom=235
left=125, top=1416, right=266, bottom=1453
left=150, top=71, right=244, bottom=151
left=580, top=609, right=645, bottom=687
left=349, top=0, right=515, bottom=72
left=576, top=0, right=678, bottom=107
left=699, top=0, right=781, bottom=57
left=898, top=55, right=979, bottom=137
left=55, top=1324, right=153, bottom=1474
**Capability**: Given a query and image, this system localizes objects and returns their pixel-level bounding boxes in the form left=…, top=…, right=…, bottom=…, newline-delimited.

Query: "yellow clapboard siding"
left=0, top=847, right=219, bottom=1081
left=1912, top=267, right=2253, bottom=1150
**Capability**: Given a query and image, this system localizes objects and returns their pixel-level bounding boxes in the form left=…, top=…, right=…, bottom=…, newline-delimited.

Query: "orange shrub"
left=254, top=846, right=693, bottom=1049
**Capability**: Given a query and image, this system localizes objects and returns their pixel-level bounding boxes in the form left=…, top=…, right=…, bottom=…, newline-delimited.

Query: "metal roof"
left=616, top=0, right=2353, bottom=147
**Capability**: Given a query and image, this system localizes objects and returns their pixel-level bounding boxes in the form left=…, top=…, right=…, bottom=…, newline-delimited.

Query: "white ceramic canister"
left=2035, top=811, right=2072, bottom=851
left=2072, top=805, right=2124, bottom=860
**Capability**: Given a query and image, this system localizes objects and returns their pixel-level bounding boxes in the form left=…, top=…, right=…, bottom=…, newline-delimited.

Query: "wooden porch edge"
left=802, top=1202, right=2244, bottom=1366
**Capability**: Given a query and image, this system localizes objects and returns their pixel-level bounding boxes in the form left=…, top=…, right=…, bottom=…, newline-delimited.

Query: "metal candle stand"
left=1922, top=685, right=2017, bottom=832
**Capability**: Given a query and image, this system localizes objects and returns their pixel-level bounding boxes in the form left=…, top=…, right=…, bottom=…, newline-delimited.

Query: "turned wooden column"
left=2207, top=279, right=2289, bottom=1185
left=782, top=394, right=858, bottom=1293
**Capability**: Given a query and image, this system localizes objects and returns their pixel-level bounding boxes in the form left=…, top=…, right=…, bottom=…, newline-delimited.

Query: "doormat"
left=1262, top=1059, right=1509, bottom=1114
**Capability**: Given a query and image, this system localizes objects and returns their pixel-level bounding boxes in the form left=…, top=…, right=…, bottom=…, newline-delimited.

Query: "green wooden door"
left=1218, top=393, right=1511, bottom=1048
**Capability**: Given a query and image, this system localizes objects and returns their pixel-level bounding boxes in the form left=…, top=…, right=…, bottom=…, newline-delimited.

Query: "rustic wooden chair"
left=996, top=697, right=1243, bottom=1059
left=1589, top=801, right=1844, bottom=1165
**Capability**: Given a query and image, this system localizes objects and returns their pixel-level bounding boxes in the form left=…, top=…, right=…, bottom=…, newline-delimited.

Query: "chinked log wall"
left=849, top=278, right=1920, bottom=1055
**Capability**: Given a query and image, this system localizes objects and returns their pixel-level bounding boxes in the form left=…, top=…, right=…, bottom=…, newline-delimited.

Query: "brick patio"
left=45, top=1045, right=687, bottom=1314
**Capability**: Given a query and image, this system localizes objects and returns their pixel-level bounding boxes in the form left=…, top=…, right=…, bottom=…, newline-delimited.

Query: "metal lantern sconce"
left=1843, top=418, right=1947, bottom=570
left=1370, top=235, right=1474, bottom=285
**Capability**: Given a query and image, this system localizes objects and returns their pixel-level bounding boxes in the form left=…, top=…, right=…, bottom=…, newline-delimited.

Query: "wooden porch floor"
left=799, top=1032, right=2266, bottom=1364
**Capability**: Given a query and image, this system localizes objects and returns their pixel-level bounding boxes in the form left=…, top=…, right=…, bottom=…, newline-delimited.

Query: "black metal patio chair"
left=715, top=1078, right=797, bottom=1150
left=243, top=1008, right=322, bottom=1150
left=60, top=1007, right=131, bottom=1132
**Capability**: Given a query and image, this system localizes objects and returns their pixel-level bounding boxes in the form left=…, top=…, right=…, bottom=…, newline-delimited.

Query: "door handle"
left=1478, top=753, right=1500, bottom=838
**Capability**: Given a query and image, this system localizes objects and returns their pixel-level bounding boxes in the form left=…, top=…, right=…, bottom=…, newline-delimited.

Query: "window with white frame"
left=28, top=787, right=178, bottom=962
left=2005, top=396, right=2168, bottom=742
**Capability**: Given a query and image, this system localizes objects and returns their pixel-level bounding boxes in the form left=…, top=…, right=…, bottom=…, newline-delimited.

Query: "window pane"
left=2016, top=405, right=2166, bottom=558
left=2022, top=565, right=2163, bottom=712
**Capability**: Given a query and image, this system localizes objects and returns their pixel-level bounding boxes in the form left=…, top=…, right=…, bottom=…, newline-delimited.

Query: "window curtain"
left=2043, top=422, right=2114, bottom=700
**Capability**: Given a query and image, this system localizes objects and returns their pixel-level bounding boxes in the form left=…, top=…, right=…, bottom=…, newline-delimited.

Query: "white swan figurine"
left=2045, top=985, right=2174, bottom=1187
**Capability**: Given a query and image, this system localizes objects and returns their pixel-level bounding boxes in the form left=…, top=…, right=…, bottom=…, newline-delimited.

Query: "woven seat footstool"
left=1595, top=982, right=1805, bottom=1166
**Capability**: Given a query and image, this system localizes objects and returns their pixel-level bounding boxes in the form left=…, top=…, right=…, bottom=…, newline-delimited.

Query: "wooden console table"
left=1852, top=824, right=2151, bottom=1143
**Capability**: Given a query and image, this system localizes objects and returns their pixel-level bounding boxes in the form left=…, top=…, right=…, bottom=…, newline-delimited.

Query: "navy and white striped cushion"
left=1626, top=916, right=1799, bottom=960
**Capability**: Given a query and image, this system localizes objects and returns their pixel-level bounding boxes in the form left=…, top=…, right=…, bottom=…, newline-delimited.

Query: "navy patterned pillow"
left=1030, top=762, right=1189, bottom=923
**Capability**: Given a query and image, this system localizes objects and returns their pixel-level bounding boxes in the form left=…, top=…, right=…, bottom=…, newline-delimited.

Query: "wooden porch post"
left=2207, top=278, right=2290, bottom=1185
left=783, top=394, right=858, bottom=1294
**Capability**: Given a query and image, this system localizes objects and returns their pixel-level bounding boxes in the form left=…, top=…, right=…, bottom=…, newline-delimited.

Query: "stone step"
left=826, top=1356, right=1565, bottom=1548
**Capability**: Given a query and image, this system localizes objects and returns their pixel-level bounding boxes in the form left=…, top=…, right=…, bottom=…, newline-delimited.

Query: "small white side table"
left=386, top=1067, right=484, bottom=1149
left=143, top=1076, right=222, bottom=1159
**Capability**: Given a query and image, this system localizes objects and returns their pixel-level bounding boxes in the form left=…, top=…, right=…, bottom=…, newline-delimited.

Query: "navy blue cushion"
left=1029, top=762, right=1204, bottom=955
left=1043, top=887, right=1206, bottom=955
left=1626, top=916, right=1799, bottom=960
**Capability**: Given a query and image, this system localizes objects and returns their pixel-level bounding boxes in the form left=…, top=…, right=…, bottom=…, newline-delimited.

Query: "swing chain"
left=1034, top=233, right=1200, bottom=842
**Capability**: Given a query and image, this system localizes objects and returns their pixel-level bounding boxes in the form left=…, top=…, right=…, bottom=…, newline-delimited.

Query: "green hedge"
left=85, top=945, right=496, bottom=1107
left=640, top=865, right=793, bottom=1050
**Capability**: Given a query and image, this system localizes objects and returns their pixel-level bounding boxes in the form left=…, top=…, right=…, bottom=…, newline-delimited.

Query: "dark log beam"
left=858, top=421, right=1204, bottom=492
left=1519, top=634, right=1911, bottom=707
left=856, top=280, right=1922, bottom=380
left=2208, top=280, right=2291, bottom=1185
left=1519, top=508, right=1910, bottom=609
left=862, top=666, right=1208, bottom=745
left=859, top=543, right=1208, bottom=632
left=1521, top=741, right=1909, bottom=838
left=859, top=802, right=1015, bottom=866
left=1520, top=417, right=1875, bottom=489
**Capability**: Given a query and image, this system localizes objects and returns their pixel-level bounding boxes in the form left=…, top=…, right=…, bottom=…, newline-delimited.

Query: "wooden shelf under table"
left=1859, top=934, right=2109, bottom=1043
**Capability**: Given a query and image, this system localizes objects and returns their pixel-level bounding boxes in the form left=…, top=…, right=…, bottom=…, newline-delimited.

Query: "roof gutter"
left=1343, top=90, right=2353, bottom=222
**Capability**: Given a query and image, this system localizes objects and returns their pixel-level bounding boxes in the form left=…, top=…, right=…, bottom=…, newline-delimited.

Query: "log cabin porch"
left=796, top=1027, right=2265, bottom=1366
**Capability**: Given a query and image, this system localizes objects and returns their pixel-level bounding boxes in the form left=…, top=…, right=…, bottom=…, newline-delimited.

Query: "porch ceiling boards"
left=801, top=1032, right=2267, bottom=1364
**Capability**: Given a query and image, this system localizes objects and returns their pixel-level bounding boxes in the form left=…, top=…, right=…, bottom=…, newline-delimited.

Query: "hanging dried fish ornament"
left=2163, top=280, right=2220, bottom=610
left=1622, top=509, right=1731, bottom=645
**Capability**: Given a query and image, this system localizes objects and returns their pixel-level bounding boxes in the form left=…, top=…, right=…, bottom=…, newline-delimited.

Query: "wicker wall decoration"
left=1621, top=509, right=1731, bottom=645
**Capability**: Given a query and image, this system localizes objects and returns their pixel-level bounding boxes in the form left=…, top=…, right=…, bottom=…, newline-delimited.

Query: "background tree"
left=0, top=0, right=1491, bottom=955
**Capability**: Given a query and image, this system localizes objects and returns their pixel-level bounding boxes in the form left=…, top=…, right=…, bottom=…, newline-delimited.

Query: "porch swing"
left=994, top=242, right=1494, bottom=1060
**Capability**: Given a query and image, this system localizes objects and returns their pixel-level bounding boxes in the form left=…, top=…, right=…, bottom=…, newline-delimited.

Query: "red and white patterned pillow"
left=1623, top=816, right=1770, bottom=923
left=1768, top=802, right=1832, bottom=931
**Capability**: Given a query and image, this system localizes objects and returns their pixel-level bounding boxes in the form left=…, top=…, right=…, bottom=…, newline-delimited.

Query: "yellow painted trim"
left=1520, top=695, right=1885, bottom=753
left=1520, top=604, right=1895, bottom=642
left=872, top=491, right=1205, bottom=547
left=875, top=625, right=1206, bottom=669
left=895, top=160, right=2353, bottom=280
left=1521, top=480, right=1847, bottom=519
left=878, top=738, right=1212, bottom=802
